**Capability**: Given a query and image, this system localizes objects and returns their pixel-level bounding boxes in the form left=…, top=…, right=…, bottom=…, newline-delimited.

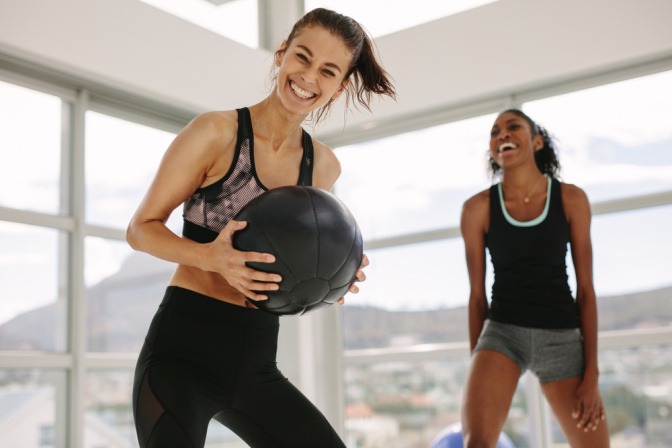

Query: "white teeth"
left=499, top=142, right=516, bottom=153
left=290, top=81, right=315, bottom=99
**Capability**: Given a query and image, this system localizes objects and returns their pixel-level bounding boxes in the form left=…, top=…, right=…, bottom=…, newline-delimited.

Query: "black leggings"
left=133, top=286, right=345, bottom=448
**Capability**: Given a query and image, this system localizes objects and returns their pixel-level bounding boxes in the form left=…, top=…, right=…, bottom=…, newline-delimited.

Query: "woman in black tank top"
left=126, top=8, right=395, bottom=448
left=460, top=110, right=610, bottom=447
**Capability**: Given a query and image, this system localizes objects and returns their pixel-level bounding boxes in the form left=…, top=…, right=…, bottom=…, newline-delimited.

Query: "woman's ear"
left=331, top=79, right=349, bottom=101
left=275, top=40, right=287, bottom=67
left=533, top=134, right=544, bottom=151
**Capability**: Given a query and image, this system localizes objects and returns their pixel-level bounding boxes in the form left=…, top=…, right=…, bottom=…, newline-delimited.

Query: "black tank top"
left=182, top=107, right=314, bottom=243
left=485, top=177, right=579, bottom=329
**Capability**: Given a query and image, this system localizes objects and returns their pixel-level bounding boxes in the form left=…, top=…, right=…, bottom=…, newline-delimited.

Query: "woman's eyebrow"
left=296, top=44, right=343, bottom=74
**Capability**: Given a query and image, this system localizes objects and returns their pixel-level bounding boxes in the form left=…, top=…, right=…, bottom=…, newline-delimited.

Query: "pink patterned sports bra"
left=182, top=107, right=314, bottom=243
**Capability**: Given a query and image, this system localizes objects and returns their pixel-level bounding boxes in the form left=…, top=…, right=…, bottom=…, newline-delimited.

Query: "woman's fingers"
left=574, top=400, right=605, bottom=431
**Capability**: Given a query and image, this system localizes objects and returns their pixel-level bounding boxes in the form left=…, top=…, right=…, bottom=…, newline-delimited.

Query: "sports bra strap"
left=299, top=129, right=313, bottom=186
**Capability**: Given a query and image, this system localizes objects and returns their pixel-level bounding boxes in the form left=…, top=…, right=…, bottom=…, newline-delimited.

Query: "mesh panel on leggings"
left=136, top=371, right=164, bottom=448
left=183, top=137, right=265, bottom=235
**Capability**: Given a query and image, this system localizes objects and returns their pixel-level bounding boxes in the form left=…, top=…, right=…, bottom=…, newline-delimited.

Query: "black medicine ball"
left=232, top=186, right=363, bottom=315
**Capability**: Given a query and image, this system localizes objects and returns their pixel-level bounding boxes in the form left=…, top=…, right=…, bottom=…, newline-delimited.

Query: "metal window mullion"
left=591, top=191, right=672, bottom=215
left=0, top=206, right=74, bottom=230
left=0, top=66, right=78, bottom=103
left=84, top=223, right=126, bottom=241
left=312, top=306, right=345, bottom=436
left=257, top=0, right=303, bottom=52
left=67, top=89, right=89, bottom=448
left=363, top=190, right=672, bottom=251
left=52, top=96, right=75, bottom=448
left=525, top=373, right=553, bottom=448
left=84, top=353, right=138, bottom=370
left=342, top=327, right=672, bottom=362
left=0, top=352, right=73, bottom=368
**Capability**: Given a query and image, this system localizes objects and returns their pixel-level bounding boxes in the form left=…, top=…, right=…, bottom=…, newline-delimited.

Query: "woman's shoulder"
left=558, top=180, right=591, bottom=221
left=558, top=180, right=589, bottom=203
left=309, top=136, right=341, bottom=190
left=461, top=188, right=491, bottom=224
left=189, top=110, right=238, bottom=135
left=463, top=187, right=491, bottom=210
left=310, top=136, right=337, bottom=160
left=176, top=110, right=239, bottom=154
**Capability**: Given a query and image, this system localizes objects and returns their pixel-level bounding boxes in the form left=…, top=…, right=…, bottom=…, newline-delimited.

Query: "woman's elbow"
left=125, top=221, right=142, bottom=250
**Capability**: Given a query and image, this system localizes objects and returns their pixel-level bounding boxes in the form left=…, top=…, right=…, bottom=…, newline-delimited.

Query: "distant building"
left=0, top=387, right=133, bottom=448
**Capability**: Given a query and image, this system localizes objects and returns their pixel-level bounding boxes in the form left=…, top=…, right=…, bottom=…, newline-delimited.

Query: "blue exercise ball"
left=430, top=423, right=515, bottom=448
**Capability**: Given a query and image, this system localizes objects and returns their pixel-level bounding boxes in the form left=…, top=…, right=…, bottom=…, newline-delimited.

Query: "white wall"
left=2, top=0, right=671, bottom=136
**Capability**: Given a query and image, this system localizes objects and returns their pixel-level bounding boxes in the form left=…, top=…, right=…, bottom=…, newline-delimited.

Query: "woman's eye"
left=323, top=69, right=336, bottom=77
left=297, top=53, right=308, bottom=62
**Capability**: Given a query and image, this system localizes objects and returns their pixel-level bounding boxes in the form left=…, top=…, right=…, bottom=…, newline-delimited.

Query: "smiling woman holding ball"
left=126, top=7, right=395, bottom=448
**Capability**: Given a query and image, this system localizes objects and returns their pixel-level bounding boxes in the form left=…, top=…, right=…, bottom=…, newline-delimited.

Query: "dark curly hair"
left=488, top=109, right=561, bottom=180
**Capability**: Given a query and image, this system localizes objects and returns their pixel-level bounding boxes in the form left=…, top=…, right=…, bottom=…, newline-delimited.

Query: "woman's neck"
left=248, top=97, right=306, bottom=152
left=500, top=166, right=547, bottom=203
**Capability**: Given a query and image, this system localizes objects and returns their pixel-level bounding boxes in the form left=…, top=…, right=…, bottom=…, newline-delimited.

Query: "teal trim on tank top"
left=497, top=176, right=551, bottom=227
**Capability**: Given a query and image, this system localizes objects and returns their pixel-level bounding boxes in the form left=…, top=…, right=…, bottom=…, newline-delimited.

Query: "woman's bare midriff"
left=168, top=264, right=258, bottom=309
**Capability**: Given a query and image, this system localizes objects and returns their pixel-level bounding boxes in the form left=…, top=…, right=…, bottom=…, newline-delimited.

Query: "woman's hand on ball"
left=208, top=220, right=281, bottom=300
left=339, top=253, right=369, bottom=304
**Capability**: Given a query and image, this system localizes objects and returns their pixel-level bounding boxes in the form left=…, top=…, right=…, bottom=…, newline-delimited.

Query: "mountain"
left=341, top=286, right=672, bottom=349
left=0, top=251, right=670, bottom=352
left=0, top=251, right=173, bottom=352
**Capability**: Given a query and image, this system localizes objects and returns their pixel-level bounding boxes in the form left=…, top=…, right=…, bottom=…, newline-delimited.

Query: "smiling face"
left=274, top=26, right=352, bottom=115
left=489, top=111, right=544, bottom=169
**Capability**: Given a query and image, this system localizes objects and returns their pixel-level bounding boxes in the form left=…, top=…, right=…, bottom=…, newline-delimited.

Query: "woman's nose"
left=301, top=67, right=318, bottom=84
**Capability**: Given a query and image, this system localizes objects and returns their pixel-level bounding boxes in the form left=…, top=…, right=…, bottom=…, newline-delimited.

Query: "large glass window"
left=523, top=70, right=672, bottom=203
left=85, top=112, right=177, bottom=231
left=342, top=239, right=488, bottom=350
left=0, top=80, right=63, bottom=215
left=592, top=205, right=672, bottom=321
left=551, top=344, right=672, bottom=447
left=84, top=370, right=136, bottom=448
left=335, top=114, right=496, bottom=240
left=85, top=238, right=173, bottom=354
left=343, top=358, right=527, bottom=448
left=337, top=69, right=672, bottom=448
left=0, top=370, right=68, bottom=448
left=0, top=222, right=67, bottom=352
left=0, top=74, right=193, bottom=447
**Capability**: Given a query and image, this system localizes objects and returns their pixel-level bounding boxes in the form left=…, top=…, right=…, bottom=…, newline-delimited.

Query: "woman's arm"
left=126, top=111, right=281, bottom=299
left=126, top=112, right=230, bottom=265
left=461, top=190, right=490, bottom=351
left=564, top=183, right=599, bottom=375
left=562, top=182, right=606, bottom=430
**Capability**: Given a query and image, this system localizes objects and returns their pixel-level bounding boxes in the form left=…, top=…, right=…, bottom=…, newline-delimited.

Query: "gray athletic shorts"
left=474, top=319, right=584, bottom=383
